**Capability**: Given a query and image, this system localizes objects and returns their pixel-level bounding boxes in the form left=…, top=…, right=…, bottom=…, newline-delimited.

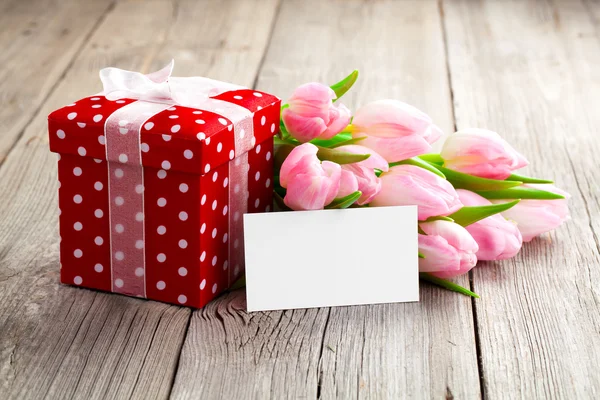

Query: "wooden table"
left=1, top=0, right=598, bottom=398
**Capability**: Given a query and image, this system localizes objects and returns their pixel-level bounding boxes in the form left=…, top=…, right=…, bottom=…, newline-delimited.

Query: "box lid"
left=48, top=85, right=280, bottom=176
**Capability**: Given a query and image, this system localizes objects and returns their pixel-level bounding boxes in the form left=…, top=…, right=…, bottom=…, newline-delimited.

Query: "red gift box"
left=48, top=63, right=280, bottom=308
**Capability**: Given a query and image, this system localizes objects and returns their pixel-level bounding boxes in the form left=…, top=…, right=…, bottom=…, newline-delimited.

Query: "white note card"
left=244, top=206, right=419, bottom=312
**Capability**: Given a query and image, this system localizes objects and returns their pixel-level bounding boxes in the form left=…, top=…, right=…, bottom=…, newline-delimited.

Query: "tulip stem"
left=418, top=153, right=444, bottom=165
left=328, top=135, right=366, bottom=148
left=273, top=191, right=291, bottom=211
left=419, top=273, right=480, bottom=298
left=273, top=137, right=299, bottom=146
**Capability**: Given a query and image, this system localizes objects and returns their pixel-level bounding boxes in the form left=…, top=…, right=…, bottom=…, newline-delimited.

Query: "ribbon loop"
left=100, top=60, right=245, bottom=107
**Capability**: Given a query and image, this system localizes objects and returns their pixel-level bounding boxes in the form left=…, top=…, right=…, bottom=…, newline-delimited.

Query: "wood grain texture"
left=0, top=0, right=279, bottom=398
left=172, top=291, right=329, bottom=399
left=0, top=0, right=115, bottom=163
left=172, top=1, right=481, bottom=399
left=443, top=0, right=600, bottom=398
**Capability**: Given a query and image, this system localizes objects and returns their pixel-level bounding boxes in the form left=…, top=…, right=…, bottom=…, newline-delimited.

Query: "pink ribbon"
left=101, top=61, right=253, bottom=296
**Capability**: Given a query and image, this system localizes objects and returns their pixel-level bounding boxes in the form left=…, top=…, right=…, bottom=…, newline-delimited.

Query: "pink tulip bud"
left=351, top=100, right=443, bottom=162
left=334, top=145, right=389, bottom=205
left=334, top=145, right=389, bottom=172
left=370, top=164, right=462, bottom=220
left=456, top=189, right=523, bottom=260
left=440, top=128, right=528, bottom=179
left=341, top=164, right=381, bottom=205
left=419, top=220, right=479, bottom=278
left=280, top=143, right=341, bottom=210
left=337, top=169, right=359, bottom=199
left=282, top=83, right=352, bottom=143
left=492, top=184, right=570, bottom=242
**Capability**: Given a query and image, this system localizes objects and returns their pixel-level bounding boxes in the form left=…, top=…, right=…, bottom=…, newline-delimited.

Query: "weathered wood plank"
left=0, top=0, right=114, bottom=163
left=172, top=1, right=481, bottom=399
left=0, top=0, right=280, bottom=398
left=173, top=291, right=330, bottom=399
left=443, top=0, right=600, bottom=398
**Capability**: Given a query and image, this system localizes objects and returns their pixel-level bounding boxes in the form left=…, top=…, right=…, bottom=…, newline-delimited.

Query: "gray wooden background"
left=1, top=0, right=599, bottom=398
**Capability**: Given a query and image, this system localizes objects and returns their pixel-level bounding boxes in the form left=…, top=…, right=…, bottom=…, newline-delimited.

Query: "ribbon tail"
left=146, top=59, right=174, bottom=83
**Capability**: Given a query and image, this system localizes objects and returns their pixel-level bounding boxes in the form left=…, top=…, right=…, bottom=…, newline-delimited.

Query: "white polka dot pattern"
left=50, top=88, right=280, bottom=308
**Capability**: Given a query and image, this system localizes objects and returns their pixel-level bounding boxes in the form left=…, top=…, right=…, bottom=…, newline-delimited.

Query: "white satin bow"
left=99, top=60, right=245, bottom=106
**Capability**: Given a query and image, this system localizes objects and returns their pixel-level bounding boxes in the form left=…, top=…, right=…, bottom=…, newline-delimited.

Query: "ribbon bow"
left=99, top=60, right=244, bottom=106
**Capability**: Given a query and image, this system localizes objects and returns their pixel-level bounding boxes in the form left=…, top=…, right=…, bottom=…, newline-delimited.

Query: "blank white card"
left=243, top=206, right=419, bottom=312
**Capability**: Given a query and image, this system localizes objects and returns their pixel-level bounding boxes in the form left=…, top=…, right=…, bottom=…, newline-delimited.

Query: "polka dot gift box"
left=48, top=61, right=280, bottom=308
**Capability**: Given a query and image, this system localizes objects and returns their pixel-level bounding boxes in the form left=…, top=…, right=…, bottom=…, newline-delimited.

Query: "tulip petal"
left=279, top=143, right=319, bottom=187
left=418, top=234, right=460, bottom=273
left=370, top=165, right=462, bottom=219
left=320, top=103, right=352, bottom=139
left=354, top=134, right=432, bottom=163
left=495, top=185, right=569, bottom=242
left=420, top=220, right=479, bottom=254
left=337, top=169, right=359, bottom=198
left=335, top=144, right=389, bottom=171
left=287, top=83, right=336, bottom=122
left=321, top=161, right=342, bottom=205
left=440, top=128, right=529, bottom=180
left=342, top=164, right=382, bottom=205
left=455, top=189, right=523, bottom=260
left=282, top=109, right=328, bottom=143
left=284, top=174, right=335, bottom=210
left=353, top=100, right=434, bottom=139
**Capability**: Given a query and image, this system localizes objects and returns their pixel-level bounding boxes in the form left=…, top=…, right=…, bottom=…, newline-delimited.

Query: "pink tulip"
left=493, top=184, right=570, bottom=242
left=440, top=128, right=528, bottom=179
left=369, top=165, right=462, bottom=220
left=351, top=100, right=443, bottom=162
left=456, top=189, right=522, bottom=260
left=337, top=169, right=359, bottom=199
left=341, top=164, right=381, bottom=205
left=335, top=145, right=389, bottom=172
left=282, top=83, right=351, bottom=143
left=419, top=220, right=479, bottom=278
left=279, top=143, right=341, bottom=210
left=335, top=145, right=389, bottom=205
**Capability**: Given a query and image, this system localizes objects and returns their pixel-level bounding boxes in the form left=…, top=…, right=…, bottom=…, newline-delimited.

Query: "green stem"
left=419, top=273, right=480, bottom=298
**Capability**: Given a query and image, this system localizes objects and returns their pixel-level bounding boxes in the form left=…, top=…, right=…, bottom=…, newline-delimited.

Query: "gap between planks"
left=0, top=0, right=282, bottom=398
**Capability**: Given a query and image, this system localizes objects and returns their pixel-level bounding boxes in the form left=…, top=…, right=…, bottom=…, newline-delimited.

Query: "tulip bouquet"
left=272, top=71, right=569, bottom=296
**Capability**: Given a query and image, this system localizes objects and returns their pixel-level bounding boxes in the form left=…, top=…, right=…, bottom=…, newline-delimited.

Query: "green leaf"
left=391, top=157, right=446, bottom=178
left=317, top=146, right=370, bottom=164
left=228, top=275, right=246, bottom=290
left=423, top=215, right=454, bottom=223
left=310, top=132, right=352, bottom=148
left=273, top=143, right=297, bottom=171
left=273, top=191, right=291, bottom=211
left=329, top=136, right=367, bottom=148
left=475, top=186, right=565, bottom=200
left=419, top=273, right=480, bottom=298
left=330, top=70, right=359, bottom=102
left=418, top=252, right=425, bottom=259
left=273, top=137, right=298, bottom=146
left=448, top=200, right=520, bottom=227
left=428, top=164, right=523, bottom=191
left=506, top=173, right=553, bottom=184
left=417, top=153, right=444, bottom=165
left=326, top=191, right=362, bottom=209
